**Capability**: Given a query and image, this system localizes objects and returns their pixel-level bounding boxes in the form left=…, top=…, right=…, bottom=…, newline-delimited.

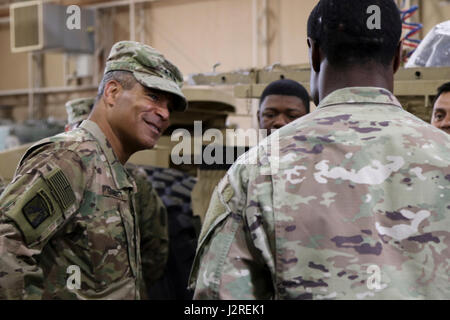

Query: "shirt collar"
left=79, top=120, right=134, bottom=191
left=317, top=87, right=403, bottom=110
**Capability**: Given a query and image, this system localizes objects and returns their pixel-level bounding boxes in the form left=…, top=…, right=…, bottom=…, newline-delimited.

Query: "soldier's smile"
left=143, top=118, right=161, bottom=135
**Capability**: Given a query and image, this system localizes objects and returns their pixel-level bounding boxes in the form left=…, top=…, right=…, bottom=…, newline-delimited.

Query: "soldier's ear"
left=393, top=41, right=403, bottom=74
left=307, top=37, right=321, bottom=73
left=103, top=80, right=122, bottom=107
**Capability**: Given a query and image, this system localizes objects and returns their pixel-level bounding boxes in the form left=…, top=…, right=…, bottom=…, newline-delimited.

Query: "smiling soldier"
left=0, top=41, right=187, bottom=299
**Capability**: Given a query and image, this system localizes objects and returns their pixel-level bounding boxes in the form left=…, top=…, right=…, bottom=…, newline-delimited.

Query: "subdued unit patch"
left=22, top=191, right=51, bottom=229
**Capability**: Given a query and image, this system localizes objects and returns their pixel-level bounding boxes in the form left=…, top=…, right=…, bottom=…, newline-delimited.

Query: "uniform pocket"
left=117, top=201, right=138, bottom=278
left=87, top=200, right=131, bottom=289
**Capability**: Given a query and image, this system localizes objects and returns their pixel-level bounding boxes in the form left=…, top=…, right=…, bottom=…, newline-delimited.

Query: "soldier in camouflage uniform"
left=0, top=41, right=187, bottom=299
left=258, top=79, right=310, bottom=133
left=64, top=97, right=170, bottom=291
left=431, top=82, right=450, bottom=135
left=64, top=98, right=95, bottom=132
left=190, top=0, right=450, bottom=299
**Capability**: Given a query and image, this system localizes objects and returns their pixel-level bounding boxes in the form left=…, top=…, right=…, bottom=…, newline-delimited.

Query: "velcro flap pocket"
left=101, top=187, right=137, bottom=277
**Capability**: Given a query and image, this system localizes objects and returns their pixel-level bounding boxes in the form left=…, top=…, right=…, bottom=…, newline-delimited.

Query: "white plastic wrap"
left=405, top=20, right=450, bottom=68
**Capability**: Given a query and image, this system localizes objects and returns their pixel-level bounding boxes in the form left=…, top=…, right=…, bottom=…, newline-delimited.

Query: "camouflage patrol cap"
left=65, top=97, right=95, bottom=125
left=105, top=41, right=187, bottom=112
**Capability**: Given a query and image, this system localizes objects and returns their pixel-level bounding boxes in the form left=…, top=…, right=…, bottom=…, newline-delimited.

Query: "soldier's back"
left=191, top=87, right=450, bottom=300
left=262, top=88, right=450, bottom=299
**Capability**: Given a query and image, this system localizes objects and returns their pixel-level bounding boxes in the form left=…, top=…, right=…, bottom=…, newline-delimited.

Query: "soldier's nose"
left=156, top=104, right=170, bottom=121
left=272, top=117, right=288, bottom=130
left=272, top=123, right=282, bottom=130
left=441, top=116, right=450, bottom=127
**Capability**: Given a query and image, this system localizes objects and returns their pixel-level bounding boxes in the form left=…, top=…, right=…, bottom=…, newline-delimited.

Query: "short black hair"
left=259, top=79, right=310, bottom=113
left=434, top=82, right=450, bottom=105
left=307, top=0, right=402, bottom=68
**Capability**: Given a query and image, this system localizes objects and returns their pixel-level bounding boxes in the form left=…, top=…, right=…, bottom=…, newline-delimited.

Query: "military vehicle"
left=185, top=65, right=450, bottom=222
left=189, top=65, right=450, bottom=123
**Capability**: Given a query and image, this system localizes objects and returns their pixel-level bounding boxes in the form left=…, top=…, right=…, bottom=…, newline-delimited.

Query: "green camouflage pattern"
left=125, top=163, right=169, bottom=289
left=65, top=98, right=95, bottom=125
left=0, top=120, right=145, bottom=299
left=105, top=41, right=187, bottom=112
left=190, top=87, right=450, bottom=300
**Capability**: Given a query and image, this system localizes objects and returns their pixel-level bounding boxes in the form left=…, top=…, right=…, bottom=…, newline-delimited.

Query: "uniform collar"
left=79, top=120, right=134, bottom=191
left=317, top=87, right=403, bottom=110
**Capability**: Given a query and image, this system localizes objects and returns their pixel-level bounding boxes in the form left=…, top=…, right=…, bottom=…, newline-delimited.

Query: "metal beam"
left=234, top=80, right=449, bottom=99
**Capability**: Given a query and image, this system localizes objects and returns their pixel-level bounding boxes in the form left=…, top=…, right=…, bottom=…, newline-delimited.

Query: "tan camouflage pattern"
left=125, top=163, right=169, bottom=288
left=66, top=96, right=170, bottom=288
left=65, top=96, right=170, bottom=291
left=65, top=98, right=95, bottom=125
left=0, top=120, right=144, bottom=299
left=190, top=87, right=450, bottom=300
left=105, top=41, right=187, bottom=112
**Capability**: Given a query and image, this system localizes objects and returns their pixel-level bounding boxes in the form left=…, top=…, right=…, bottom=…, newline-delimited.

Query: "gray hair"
left=96, top=70, right=137, bottom=101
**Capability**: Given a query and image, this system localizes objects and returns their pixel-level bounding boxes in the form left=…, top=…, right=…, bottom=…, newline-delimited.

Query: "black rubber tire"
left=141, top=166, right=199, bottom=300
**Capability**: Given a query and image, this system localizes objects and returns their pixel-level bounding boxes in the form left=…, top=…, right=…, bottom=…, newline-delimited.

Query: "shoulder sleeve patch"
left=22, top=190, right=52, bottom=229
left=4, top=169, right=72, bottom=247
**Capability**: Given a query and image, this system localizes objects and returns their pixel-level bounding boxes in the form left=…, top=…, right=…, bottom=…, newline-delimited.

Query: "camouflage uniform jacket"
left=0, top=176, right=5, bottom=196
left=190, top=87, right=450, bottom=300
left=125, top=163, right=169, bottom=288
left=0, top=120, right=144, bottom=299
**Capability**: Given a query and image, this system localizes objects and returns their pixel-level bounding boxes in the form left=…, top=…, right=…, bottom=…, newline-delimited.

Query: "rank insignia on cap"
left=22, top=190, right=52, bottom=229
